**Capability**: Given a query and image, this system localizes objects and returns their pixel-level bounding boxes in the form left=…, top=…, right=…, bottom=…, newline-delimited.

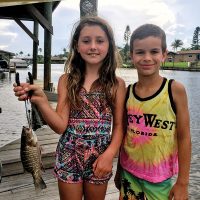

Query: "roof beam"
left=14, top=17, right=39, bottom=45
left=26, top=4, right=53, bottom=34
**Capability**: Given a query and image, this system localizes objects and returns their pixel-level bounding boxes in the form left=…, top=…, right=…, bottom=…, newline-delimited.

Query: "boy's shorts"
left=120, top=169, right=173, bottom=200
left=54, top=132, right=112, bottom=184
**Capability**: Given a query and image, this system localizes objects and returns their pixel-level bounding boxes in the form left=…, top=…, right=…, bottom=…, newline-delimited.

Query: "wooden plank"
left=0, top=161, right=120, bottom=200
left=1, top=138, right=58, bottom=151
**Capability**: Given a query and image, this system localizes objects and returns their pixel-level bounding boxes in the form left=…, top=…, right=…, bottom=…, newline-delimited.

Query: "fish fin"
left=37, top=145, right=45, bottom=172
left=0, top=160, right=2, bottom=183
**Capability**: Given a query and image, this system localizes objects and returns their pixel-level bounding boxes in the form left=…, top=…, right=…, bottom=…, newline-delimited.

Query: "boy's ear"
left=162, top=49, right=168, bottom=62
left=130, top=53, right=134, bottom=62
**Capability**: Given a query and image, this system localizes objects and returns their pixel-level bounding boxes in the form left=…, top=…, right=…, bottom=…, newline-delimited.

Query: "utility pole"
left=80, top=0, right=98, bottom=18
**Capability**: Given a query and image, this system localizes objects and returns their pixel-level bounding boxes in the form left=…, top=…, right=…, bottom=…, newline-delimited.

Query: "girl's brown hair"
left=65, top=16, right=121, bottom=109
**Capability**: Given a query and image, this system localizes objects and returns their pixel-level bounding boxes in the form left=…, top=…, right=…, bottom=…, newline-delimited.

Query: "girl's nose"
left=90, top=41, right=97, bottom=50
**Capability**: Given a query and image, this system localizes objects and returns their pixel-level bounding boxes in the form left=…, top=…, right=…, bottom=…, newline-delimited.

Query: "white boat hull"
left=9, top=59, right=29, bottom=68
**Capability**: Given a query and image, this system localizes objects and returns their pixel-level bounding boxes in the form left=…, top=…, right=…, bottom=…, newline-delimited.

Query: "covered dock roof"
left=0, top=0, right=61, bottom=91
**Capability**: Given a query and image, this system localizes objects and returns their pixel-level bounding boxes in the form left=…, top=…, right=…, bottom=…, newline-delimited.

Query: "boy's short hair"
left=130, top=24, right=167, bottom=53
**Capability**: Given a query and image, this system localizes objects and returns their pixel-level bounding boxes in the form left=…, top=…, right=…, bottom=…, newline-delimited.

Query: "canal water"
left=0, top=64, right=200, bottom=199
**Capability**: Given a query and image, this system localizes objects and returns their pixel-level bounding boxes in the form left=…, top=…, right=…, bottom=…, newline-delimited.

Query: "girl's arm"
left=169, top=81, right=191, bottom=199
left=93, top=77, right=126, bottom=177
left=37, top=74, right=70, bottom=134
left=14, top=74, right=69, bottom=134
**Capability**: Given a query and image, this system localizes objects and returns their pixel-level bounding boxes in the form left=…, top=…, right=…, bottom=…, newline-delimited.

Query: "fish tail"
left=34, top=177, right=47, bottom=190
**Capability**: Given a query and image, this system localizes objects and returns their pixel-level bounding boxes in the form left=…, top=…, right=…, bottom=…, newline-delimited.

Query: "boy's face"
left=131, top=36, right=167, bottom=77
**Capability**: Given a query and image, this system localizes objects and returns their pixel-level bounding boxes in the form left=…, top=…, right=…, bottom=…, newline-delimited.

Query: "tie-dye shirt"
left=120, top=78, right=178, bottom=183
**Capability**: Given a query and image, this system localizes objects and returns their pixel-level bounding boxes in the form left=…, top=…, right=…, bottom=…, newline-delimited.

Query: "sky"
left=0, top=0, right=200, bottom=56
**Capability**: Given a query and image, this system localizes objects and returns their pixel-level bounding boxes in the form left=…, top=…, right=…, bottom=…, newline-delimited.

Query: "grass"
left=162, top=62, right=188, bottom=68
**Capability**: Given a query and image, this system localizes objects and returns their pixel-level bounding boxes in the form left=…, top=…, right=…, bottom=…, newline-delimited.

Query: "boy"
left=116, top=24, right=191, bottom=200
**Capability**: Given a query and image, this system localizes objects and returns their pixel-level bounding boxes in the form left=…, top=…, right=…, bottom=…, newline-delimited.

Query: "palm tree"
left=80, top=0, right=98, bottom=18
left=171, top=39, right=183, bottom=52
left=38, top=47, right=42, bottom=55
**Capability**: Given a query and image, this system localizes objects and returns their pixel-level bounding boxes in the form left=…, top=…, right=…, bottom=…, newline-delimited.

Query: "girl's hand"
left=92, top=152, right=113, bottom=178
left=13, top=82, right=30, bottom=100
left=13, top=83, right=48, bottom=105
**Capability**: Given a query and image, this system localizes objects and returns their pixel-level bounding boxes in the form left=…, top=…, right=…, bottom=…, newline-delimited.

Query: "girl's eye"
left=135, top=51, right=144, bottom=55
left=82, top=40, right=89, bottom=43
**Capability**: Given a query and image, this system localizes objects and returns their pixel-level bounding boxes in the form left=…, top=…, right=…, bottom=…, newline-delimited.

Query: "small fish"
left=20, top=126, right=46, bottom=190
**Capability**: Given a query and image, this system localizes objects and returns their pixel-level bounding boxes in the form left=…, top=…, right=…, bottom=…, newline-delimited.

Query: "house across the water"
left=167, top=50, right=200, bottom=62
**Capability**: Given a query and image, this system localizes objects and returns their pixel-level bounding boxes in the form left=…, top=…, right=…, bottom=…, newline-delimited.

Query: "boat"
left=9, top=58, right=29, bottom=68
left=0, top=59, right=8, bottom=69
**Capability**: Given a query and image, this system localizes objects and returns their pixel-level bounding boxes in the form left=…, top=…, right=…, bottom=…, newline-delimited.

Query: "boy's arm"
left=169, top=81, right=191, bottom=199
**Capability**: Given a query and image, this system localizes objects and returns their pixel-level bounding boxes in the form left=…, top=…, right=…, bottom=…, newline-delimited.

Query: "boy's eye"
left=151, top=50, right=159, bottom=54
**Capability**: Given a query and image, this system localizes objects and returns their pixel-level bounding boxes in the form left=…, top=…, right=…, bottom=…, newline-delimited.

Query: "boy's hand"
left=169, top=182, right=189, bottom=200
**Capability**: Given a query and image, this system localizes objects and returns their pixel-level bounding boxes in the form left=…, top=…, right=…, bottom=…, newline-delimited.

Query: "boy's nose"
left=143, top=53, right=151, bottom=60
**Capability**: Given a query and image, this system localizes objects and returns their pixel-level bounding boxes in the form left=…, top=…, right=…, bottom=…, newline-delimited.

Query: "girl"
left=14, top=16, right=126, bottom=200
left=115, top=24, right=191, bottom=200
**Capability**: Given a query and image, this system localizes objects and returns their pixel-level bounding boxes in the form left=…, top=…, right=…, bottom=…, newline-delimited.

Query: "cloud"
left=0, top=0, right=199, bottom=54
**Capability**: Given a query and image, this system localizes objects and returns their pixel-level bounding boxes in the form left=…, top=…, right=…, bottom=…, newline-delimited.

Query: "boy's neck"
left=137, top=74, right=163, bottom=88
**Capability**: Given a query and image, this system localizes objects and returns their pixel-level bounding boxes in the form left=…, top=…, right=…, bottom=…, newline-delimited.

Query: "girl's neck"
left=83, top=66, right=100, bottom=93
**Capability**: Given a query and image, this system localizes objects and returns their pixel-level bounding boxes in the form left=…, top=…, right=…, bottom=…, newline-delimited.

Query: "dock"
left=0, top=126, right=119, bottom=200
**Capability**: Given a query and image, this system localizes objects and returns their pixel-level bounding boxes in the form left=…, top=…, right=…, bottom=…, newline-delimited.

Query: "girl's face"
left=131, top=36, right=167, bottom=77
left=77, top=25, right=109, bottom=68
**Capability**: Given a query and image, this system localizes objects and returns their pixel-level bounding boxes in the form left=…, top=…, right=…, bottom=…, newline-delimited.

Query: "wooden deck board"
left=0, top=162, right=119, bottom=200
left=0, top=126, right=120, bottom=199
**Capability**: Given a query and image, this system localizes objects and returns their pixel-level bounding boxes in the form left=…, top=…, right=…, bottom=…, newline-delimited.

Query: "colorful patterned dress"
left=54, top=87, right=112, bottom=184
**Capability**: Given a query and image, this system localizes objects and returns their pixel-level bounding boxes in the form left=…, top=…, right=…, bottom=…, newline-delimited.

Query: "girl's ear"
left=75, top=43, right=79, bottom=53
left=77, top=47, right=79, bottom=53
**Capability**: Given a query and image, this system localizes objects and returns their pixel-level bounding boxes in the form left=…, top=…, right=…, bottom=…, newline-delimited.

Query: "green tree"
left=19, top=51, right=23, bottom=57
left=171, top=39, right=183, bottom=52
left=124, top=25, right=131, bottom=46
left=191, top=27, right=200, bottom=50
left=63, top=48, right=67, bottom=57
left=123, top=25, right=131, bottom=63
